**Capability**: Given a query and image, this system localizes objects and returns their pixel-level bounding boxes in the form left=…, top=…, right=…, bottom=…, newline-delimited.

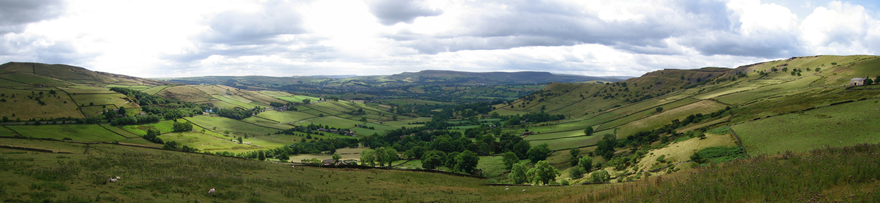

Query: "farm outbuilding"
left=850, top=77, right=867, bottom=86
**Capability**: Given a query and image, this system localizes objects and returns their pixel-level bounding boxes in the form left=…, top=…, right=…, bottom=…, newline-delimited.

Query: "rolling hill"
left=1, top=55, right=880, bottom=202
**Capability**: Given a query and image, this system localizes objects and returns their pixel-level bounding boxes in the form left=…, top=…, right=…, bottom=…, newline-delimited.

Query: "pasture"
left=732, top=99, right=880, bottom=155
left=159, top=132, right=260, bottom=153
left=616, top=100, right=727, bottom=138
left=7, top=124, right=127, bottom=142
left=635, top=132, right=738, bottom=173
left=0, top=88, right=83, bottom=120
left=530, top=135, right=603, bottom=151
left=184, top=116, right=281, bottom=137
left=141, top=85, right=168, bottom=94
left=0, top=140, right=608, bottom=203
left=121, top=120, right=176, bottom=135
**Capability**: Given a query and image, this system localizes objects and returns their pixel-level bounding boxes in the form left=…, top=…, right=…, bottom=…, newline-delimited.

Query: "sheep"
left=522, top=189, right=526, bottom=192
left=115, top=176, right=121, bottom=180
left=208, top=188, right=216, bottom=194
left=109, top=178, right=117, bottom=183
left=505, top=187, right=509, bottom=191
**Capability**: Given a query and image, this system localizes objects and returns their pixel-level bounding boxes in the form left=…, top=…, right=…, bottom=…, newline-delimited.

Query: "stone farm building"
left=850, top=77, right=868, bottom=86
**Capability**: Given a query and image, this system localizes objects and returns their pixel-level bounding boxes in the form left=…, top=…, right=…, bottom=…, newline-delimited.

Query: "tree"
left=360, top=149, right=376, bottom=166
left=303, top=99, right=311, bottom=104
left=118, top=107, right=126, bottom=116
left=445, top=152, right=460, bottom=169
left=144, top=129, right=164, bottom=144
left=584, top=126, right=594, bottom=136
left=655, top=107, right=663, bottom=113
left=237, top=137, right=243, bottom=144
left=332, top=153, right=342, bottom=164
left=454, top=150, right=480, bottom=174
left=1, top=116, right=7, bottom=122
left=690, top=152, right=706, bottom=164
left=162, top=141, right=180, bottom=150
left=866, top=78, right=874, bottom=85
left=277, top=151, right=289, bottom=162
left=595, top=134, right=617, bottom=160
left=590, top=170, right=610, bottom=183
left=527, top=143, right=551, bottom=163
left=569, top=166, right=585, bottom=179
left=258, top=150, right=266, bottom=161
left=569, top=148, right=581, bottom=166
left=815, top=68, right=821, bottom=72
left=578, top=156, right=593, bottom=173
left=392, top=115, right=398, bottom=121
left=512, top=140, right=531, bottom=160
left=508, top=162, right=529, bottom=184
left=502, top=151, right=519, bottom=169
left=529, top=160, right=560, bottom=185
left=360, top=117, right=367, bottom=122
left=421, top=150, right=446, bottom=170
left=173, top=122, right=193, bottom=132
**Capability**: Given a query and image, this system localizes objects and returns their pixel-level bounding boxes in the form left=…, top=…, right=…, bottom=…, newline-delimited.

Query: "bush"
left=590, top=170, right=610, bottom=183
left=569, top=167, right=585, bottom=179
left=527, top=143, right=551, bottom=163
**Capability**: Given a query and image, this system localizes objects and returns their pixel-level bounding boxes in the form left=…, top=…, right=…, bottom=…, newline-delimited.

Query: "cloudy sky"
left=1, top=0, right=878, bottom=77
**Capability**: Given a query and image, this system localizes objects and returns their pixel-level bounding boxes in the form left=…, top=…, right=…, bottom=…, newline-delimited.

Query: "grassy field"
left=0, top=140, right=615, bottom=203
left=7, top=124, right=128, bottom=142
left=0, top=72, right=73, bottom=86
left=530, top=135, right=603, bottom=151
left=121, top=120, right=176, bottom=136
left=141, top=85, right=168, bottom=94
left=635, top=132, right=738, bottom=173
left=523, top=130, right=587, bottom=141
left=597, top=98, right=700, bottom=131
left=732, top=99, right=880, bottom=155
left=160, top=132, right=260, bottom=153
left=0, top=88, right=84, bottom=120
left=258, top=111, right=317, bottom=123
left=617, top=100, right=728, bottom=138
left=185, top=116, right=281, bottom=137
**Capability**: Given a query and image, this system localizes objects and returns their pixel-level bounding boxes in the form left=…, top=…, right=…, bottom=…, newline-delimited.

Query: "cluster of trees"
left=508, top=160, right=560, bottom=185
left=172, top=122, right=193, bottom=132
left=420, top=150, right=480, bottom=173
left=110, top=87, right=173, bottom=106
left=360, top=147, right=399, bottom=167
left=216, top=106, right=264, bottom=119
left=143, top=129, right=164, bottom=144
left=162, top=141, right=198, bottom=152
left=274, top=123, right=351, bottom=136
left=501, top=111, right=565, bottom=126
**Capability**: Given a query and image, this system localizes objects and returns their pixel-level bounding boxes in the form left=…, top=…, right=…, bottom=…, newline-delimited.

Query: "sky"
left=0, top=0, right=879, bottom=78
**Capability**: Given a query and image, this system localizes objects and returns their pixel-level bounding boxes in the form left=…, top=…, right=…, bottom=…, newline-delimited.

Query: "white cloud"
left=800, top=1, right=880, bottom=55
left=0, top=0, right=878, bottom=78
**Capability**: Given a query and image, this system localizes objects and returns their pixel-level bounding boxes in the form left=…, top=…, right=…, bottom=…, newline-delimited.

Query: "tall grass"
left=568, top=143, right=880, bottom=202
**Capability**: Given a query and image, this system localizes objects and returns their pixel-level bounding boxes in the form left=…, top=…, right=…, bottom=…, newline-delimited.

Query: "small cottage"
left=850, top=77, right=868, bottom=86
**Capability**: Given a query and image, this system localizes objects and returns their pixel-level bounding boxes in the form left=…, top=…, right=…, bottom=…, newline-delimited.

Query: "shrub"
left=569, top=167, right=585, bottom=179
left=590, top=170, right=610, bottom=183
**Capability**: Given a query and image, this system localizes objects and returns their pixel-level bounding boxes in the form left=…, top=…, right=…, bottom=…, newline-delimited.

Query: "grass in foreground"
left=559, top=143, right=880, bottom=202
left=733, top=98, right=880, bottom=155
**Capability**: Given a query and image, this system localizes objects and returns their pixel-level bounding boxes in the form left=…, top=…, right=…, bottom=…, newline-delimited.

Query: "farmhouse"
left=850, top=77, right=868, bottom=86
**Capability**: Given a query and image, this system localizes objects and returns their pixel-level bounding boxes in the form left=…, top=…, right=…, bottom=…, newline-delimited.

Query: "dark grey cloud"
left=0, top=34, right=93, bottom=66
left=200, top=2, right=306, bottom=45
left=383, top=0, right=806, bottom=59
left=679, top=31, right=803, bottom=58
left=382, top=1, right=713, bottom=54
left=366, top=0, right=442, bottom=26
left=0, top=0, right=66, bottom=34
